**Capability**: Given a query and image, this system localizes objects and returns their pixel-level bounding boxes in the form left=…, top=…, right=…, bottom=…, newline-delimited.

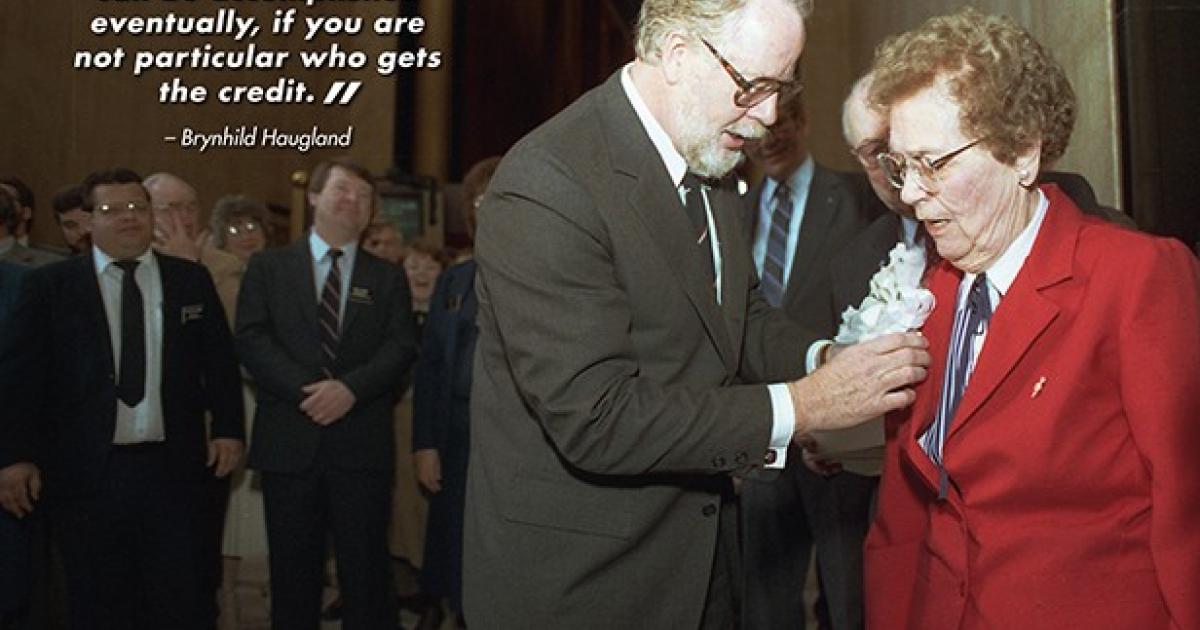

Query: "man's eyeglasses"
left=849, top=138, right=889, bottom=169
left=877, top=138, right=983, bottom=193
left=225, top=220, right=261, bottom=237
left=95, top=200, right=151, bottom=216
left=699, top=37, right=802, bottom=108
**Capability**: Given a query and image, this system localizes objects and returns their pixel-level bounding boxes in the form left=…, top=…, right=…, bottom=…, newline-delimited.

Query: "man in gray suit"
left=236, top=157, right=417, bottom=630
left=740, top=95, right=881, bottom=630
left=464, top=0, right=930, bottom=627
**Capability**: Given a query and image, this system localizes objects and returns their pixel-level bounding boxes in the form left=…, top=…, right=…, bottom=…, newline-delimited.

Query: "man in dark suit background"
left=739, top=95, right=881, bottom=630
left=833, top=73, right=924, bottom=314
left=0, top=257, right=29, bottom=630
left=236, top=157, right=417, bottom=630
left=0, top=168, right=245, bottom=629
left=463, top=0, right=931, bottom=627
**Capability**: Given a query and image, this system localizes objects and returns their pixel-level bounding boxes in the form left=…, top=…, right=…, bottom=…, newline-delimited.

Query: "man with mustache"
left=463, top=0, right=930, bottom=627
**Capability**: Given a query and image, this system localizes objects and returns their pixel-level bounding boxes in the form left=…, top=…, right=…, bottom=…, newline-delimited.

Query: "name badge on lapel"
left=181, top=303, right=204, bottom=324
left=349, top=286, right=374, bottom=305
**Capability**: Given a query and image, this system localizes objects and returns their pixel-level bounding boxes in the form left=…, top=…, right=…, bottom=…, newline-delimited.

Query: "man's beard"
left=672, top=84, right=765, bottom=178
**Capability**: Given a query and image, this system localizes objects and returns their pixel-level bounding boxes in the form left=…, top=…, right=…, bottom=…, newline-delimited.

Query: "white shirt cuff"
left=765, top=383, right=795, bottom=469
left=805, top=339, right=834, bottom=374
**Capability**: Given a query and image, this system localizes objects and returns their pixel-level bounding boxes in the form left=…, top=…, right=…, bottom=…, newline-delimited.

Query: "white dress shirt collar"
left=963, top=189, right=1049, bottom=300
left=760, top=156, right=814, bottom=204
left=620, top=64, right=688, bottom=188
left=92, top=244, right=156, bottom=276
left=308, top=230, right=358, bottom=265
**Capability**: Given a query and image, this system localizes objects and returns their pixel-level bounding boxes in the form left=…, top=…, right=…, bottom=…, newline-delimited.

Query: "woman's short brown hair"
left=869, top=7, right=1076, bottom=166
left=210, top=194, right=272, bottom=249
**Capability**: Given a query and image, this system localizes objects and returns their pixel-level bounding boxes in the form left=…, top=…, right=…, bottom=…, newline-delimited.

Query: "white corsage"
left=835, top=243, right=935, bottom=344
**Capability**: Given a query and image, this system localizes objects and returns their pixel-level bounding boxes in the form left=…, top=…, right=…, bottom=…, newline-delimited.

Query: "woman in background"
left=210, top=194, right=273, bottom=630
left=211, top=194, right=271, bottom=265
left=412, top=156, right=500, bottom=629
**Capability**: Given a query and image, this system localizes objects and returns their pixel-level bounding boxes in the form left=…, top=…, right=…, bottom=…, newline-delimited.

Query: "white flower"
left=835, top=242, right=935, bottom=344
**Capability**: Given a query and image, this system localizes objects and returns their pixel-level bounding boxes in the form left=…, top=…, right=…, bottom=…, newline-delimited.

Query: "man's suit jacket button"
left=734, top=452, right=748, bottom=465
left=764, top=450, right=777, bottom=465
left=702, top=504, right=717, bottom=517
left=712, top=456, right=727, bottom=468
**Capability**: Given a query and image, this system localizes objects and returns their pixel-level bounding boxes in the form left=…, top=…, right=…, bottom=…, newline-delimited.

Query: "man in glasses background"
left=0, top=168, right=244, bottom=629
left=463, top=0, right=931, bottom=627
left=144, top=172, right=244, bottom=325
left=740, top=93, right=881, bottom=630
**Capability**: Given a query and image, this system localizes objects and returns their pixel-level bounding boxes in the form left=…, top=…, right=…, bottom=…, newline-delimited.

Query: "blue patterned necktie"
left=925, top=273, right=992, bottom=498
left=318, top=249, right=343, bottom=378
left=761, top=183, right=793, bottom=307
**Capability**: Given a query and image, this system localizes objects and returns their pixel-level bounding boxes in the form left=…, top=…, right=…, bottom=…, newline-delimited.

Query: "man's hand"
left=299, top=379, right=356, bottom=425
left=0, top=462, right=42, bottom=518
left=153, top=211, right=207, bottom=262
left=794, top=435, right=843, bottom=477
left=207, top=438, right=245, bottom=478
left=414, top=448, right=442, bottom=494
left=789, top=332, right=929, bottom=436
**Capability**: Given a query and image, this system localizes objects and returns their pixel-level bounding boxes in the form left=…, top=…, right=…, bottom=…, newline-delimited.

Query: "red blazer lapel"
left=900, top=258, right=961, bottom=493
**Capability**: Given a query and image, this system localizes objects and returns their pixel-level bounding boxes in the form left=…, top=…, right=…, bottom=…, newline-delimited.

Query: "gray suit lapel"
left=784, top=166, right=838, bottom=304
left=711, top=183, right=748, bottom=370
left=599, top=75, right=737, bottom=374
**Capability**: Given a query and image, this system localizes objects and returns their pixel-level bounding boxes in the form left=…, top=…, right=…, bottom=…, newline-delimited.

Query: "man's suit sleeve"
left=476, top=150, right=773, bottom=478
left=235, top=252, right=318, bottom=404
left=1116, top=238, right=1200, bottom=629
left=739, top=269, right=816, bottom=383
left=193, top=264, right=245, bottom=441
left=338, top=263, right=417, bottom=408
left=0, top=268, right=49, bottom=467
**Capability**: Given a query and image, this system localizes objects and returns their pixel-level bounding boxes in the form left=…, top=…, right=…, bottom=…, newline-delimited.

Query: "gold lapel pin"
left=1030, top=376, right=1047, bottom=399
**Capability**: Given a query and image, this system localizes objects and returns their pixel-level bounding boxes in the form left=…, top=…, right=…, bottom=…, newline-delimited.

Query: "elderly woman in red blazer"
left=861, top=8, right=1200, bottom=630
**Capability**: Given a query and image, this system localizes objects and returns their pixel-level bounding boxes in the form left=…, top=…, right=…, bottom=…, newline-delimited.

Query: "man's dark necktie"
left=114, top=260, right=145, bottom=407
left=318, top=249, right=344, bottom=378
left=761, top=183, right=793, bottom=307
left=681, top=173, right=716, bottom=288
left=925, top=273, right=992, bottom=498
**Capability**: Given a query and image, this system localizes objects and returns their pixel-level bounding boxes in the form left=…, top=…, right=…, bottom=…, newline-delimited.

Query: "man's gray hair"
left=634, top=0, right=813, bottom=63
left=842, top=72, right=877, bottom=144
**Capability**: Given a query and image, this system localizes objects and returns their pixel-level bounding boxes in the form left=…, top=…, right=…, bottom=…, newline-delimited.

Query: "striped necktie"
left=681, top=173, right=716, bottom=288
left=924, top=273, right=992, bottom=498
left=318, top=249, right=344, bottom=378
left=761, top=183, right=793, bottom=307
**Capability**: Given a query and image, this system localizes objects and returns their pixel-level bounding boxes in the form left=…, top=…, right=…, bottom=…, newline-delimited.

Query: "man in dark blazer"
left=0, top=259, right=29, bottom=630
left=236, top=157, right=417, bottom=630
left=463, top=1, right=931, bottom=628
left=0, top=168, right=245, bottom=630
left=739, top=95, right=881, bottom=630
